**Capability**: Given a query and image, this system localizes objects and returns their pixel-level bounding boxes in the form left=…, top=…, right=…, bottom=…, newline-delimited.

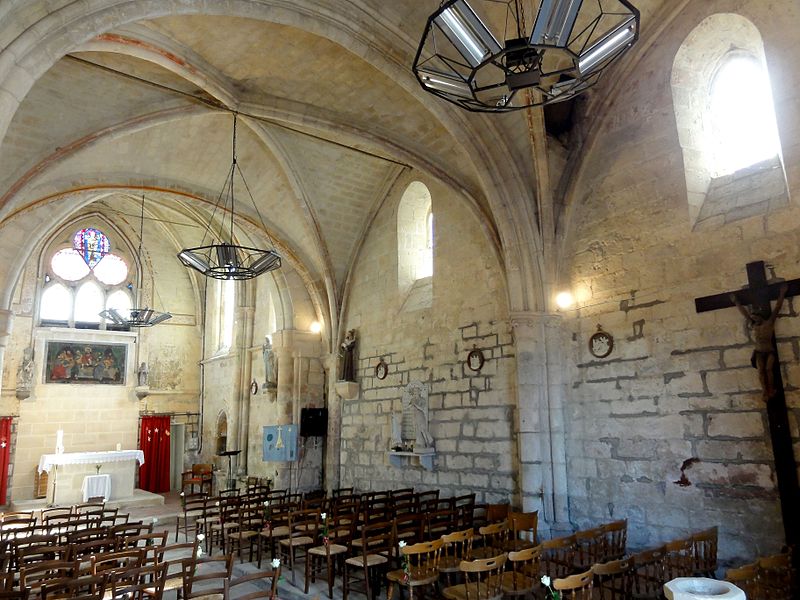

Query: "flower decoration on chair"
left=178, top=113, right=281, bottom=280
left=399, top=540, right=409, bottom=583
left=541, top=575, right=560, bottom=600
left=320, top=512, right=329, bottom=545
left=413, top=0, right=640, bottom=112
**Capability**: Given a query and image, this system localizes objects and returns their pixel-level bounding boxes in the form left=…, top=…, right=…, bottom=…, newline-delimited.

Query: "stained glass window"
left=73, top=228, right=110, bottom=269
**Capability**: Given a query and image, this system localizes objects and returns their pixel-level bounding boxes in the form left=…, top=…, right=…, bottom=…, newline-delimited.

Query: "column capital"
left=509, top=311, right=562, bottom=332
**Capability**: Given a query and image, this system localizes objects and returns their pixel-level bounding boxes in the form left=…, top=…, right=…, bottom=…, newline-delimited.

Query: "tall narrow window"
left=397, top=182, right=433, bottom=288
left=671, top=14, right=788, bottom=229
left=218, top=279, right=235, bottom=351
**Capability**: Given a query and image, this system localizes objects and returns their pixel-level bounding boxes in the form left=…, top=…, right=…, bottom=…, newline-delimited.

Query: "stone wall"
left=340, top=175, right=515, bottom=502
left=561, top=1, right=800, bottom=566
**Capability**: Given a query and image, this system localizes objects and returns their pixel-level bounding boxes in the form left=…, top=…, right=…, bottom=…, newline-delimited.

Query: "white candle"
left=116, top=443, right=122, bottom=451
left=55, top=429, right=64, bottom=454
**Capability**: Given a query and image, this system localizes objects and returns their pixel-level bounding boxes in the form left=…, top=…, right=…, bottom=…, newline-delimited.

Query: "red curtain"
left=0, top=418, right=11, bottom=505
left=138, top=416, right=171, bottom=493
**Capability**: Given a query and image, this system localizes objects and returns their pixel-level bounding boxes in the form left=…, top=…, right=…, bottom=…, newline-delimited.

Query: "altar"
left=37, top=450, right=145, bottom=505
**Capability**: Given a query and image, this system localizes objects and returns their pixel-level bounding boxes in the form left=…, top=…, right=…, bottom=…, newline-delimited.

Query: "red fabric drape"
left=138, top=416, right=171, bottom=493
left=0, top=418, right=11, bottom=505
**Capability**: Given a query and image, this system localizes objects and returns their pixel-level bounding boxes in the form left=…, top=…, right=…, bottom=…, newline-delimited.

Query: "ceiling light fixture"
left=178, top=114, right=281, bottom=280
left=99, top=194, right=172, bottom=328
left=413, top=0, right=639, bottom=112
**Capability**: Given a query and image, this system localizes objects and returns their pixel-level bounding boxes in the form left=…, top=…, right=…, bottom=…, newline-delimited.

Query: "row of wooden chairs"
left=725, top=550, right=795, bottom=600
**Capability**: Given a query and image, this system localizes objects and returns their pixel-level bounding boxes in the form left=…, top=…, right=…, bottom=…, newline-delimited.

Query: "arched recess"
left=671, top=13, right=788, bottom=229
left=0, top=0, right=545, bottom=315
left=215, top=411, right=228, bottom=455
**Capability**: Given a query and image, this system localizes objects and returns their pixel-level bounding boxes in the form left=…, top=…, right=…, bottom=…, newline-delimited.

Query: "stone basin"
left=664, top=577, right=745, bottom=600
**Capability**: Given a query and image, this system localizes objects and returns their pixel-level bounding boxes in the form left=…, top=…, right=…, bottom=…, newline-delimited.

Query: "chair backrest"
left=505, top=545, right=542, bottom=593
left=478, top=521, right=510, bottom=553
left=110, top=522, right=153, bottom=539
left=40, top=574, right=107, bottom=600
left=600, top=520, right=627, bottom=561
left=182, top=554, right=234, bottom=599
left=541, top=534, right=577, bottom=579
left=454, top=494, right=476, bottom=529
left=401, top=539, right=443, bottom=581
left=357, top=521, right=393, bottom=561
left=690, top=526, right=717, bottom=577
left=663, top=537, right=693, bottom=580
left=575, top=526, right=605, bottom=568
left=553, top=568, right=593, bottom=600
left=332, top=487, right=354, bottom=499
left=69, top=537, right=119, bottom=561
left=90, top=548, right=146, bottom=576
left=484, top=503, right=510, bottom=524
left=394, top=513, right=424, bottom=546
left=441, top=528, right=475, bottom=564
left=192, top=464, right=212, bottom=476
left=593, top=557, right=634, bottom=600
left=223, top=568, right=280, bottom=600
left=509, top=511, right=538, bottom=548
left=725, top=562, right=759, bottom=599
left=160, top=540, right=200, bottom=586
left=426, top=509, right=457, bottom=540
left=288, top=508, right=319, bottom=537
left=107, top=561, right=168, bottom=600
left=119, top=531, right=168, bottom=554
left=73, top=502, right=105, bottom=517
left=19, top=559, right=79, bottom=595
left=632, top=545, right=666, bottom=599
left=414, top=490, right=439, bottom=512
left=459, top=553, right=507, bottom=600
left=392, top=488, right=414, bottom=497
left=757, top=552, right=795, bottom=600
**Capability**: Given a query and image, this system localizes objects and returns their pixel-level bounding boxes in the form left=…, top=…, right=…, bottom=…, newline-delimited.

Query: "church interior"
left=0, top=0, right=798, bottom=598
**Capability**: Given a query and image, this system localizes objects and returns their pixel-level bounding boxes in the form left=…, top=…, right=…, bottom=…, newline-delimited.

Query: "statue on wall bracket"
left=339, top=329, right=357, bottom=382
left=262, top=336, right=277, bottom=391
left=400, top=381, right=434, bottom=452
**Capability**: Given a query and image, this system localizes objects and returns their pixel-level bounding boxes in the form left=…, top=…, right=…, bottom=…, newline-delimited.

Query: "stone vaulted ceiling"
left=0, top=0, right=673, bottom=320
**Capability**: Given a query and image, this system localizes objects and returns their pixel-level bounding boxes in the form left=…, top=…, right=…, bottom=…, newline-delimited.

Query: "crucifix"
left=695, top=260, right=800, bottom=559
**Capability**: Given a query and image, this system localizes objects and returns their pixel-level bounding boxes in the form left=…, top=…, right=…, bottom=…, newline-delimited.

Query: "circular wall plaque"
left=375, top=359, right=388, bottom=380
left=467, top=346, right=484, bottom=372
left=589, top=326, right=614, bottom=358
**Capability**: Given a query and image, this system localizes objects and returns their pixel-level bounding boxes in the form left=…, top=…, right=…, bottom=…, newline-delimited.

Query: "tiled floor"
left=130, top=492, right=342, bottom=600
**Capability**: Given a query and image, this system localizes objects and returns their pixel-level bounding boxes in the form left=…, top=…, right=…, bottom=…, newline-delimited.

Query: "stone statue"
left=262, top=336, right=277, bottom=388
left=390, top=413, right=402, bottom=451
left=731, top=282, right=787, bottom=401
left=401, top=382, right=434, bottom=451
left=16, top=347, right=34, bottom=391
left=137, top=362, right=149, bottom=387
left=339, top=329, right=357, bottom=382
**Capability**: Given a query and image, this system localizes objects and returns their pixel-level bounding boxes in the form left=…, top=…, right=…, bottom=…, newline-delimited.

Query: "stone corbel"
left=334, top=381, right=359, bottom=400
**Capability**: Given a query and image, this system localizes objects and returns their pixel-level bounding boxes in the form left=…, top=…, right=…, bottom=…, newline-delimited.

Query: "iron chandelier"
left=413, top=0, right=640, bottom=112
left=99, top=194, right=172, bottom=328
left=178, top=114, right=281, bottom=280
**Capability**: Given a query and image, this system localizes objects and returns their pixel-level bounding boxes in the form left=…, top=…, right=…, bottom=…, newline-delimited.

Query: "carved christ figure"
left=731, top=282, right=787, bottom=401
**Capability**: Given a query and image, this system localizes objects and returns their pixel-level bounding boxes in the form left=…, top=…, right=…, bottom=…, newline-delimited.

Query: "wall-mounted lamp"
left=310, top=321, right=322, bottom=334
left=555, top=291, right=575, bottom=310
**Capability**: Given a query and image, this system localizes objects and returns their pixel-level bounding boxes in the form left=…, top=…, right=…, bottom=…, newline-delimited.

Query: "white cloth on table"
left=38, top=450, right=145, bottom=473
left=81, top=473, right=111, bottom=502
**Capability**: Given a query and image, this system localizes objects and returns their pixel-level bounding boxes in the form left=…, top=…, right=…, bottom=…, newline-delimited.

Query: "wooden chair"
left=393, top=513, right=424, bottom=548
left=0, top=590, right=28, bottom=599
left=181, top=554, right=234, bottom=600
left=541, top=534, right=577, bottom=579
left=506, top=511, right=537, bottom=551
left=278, top=509, right=319, bottom=586
left=575, top=526, right=606, bottom=569
left=386, top=539, right=443, bottom=600
left=19, top=559, right=79, bottom=598
left=439, top=528, right=475, bottom=586
left=332, top=487, right=355, bottom=499
left=757, top=552, right=795, bottom=600
left=631, top=545, right=665, bottom=600
left=158, top=539, right=200, bottom=598
left=223, top=568, right=280, bottom=600
left=208, top=497, right=239, bottom=554
left=227, top=505, right=261, bottom=563
left=663, top=538, right=694, bottom=581
left=725, top=562, right=759, bottom=599
left=118, top=531, right=168, bottom=566
left=425, top=509, right=457, bottom=541
left=182, top=464, right=213, bottom=495
left=499, top=545, right=541, bottom=597
left=40, top=574, right=107, bottom=600
left=453, top=494, right=476, bottom=529
left=256, top=501, right=294, bottom=568
left=90, top=548, right=146, bottom=578
left=690, top=526, right=717, bottom=577
left=600, top=520, right=627, bottom=561
left=176, top=493, right=207, bottom=541
left=107, top=562, right=168, bottom=600
left=305, top=513, right=355, bottom=597
left=472, top=521, right=509, bottom=559
left=553, top=568, right=593, bottom=600
left=593, top=557, right=635, bottom=600
left=414, top=490, right=439, bottom=512
left=343, top=521, right=393, bottom=600
left=441, top=552, right=507, bottom=600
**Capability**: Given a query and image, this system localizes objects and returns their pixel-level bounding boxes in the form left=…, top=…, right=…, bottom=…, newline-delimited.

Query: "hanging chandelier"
left=178, top=114, right=281, bottom=280
left=413, top=0, right=640, bottom=113
left=99, top=194, right=172, bottom=328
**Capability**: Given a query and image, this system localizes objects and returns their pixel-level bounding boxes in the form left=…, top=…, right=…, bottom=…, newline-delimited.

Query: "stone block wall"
left=561, top=1, right=800, bottom=566
left=340, top=174, right=516, bottom=502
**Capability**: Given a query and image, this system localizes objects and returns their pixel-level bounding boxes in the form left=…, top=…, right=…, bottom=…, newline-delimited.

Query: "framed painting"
left=44, top=341, right=127, bottom=384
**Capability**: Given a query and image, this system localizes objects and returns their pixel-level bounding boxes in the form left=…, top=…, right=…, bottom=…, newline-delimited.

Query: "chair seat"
left=183, top=510, right=204, bottom=519
left=160, top=576, right=182, bottom=592
left=294, top=524, right=316, bottom=532
left=443, top=582, right=500, bottom=600
left=438, top=556, right=462, bottom=573
left=309, top=543, right=348, bottom=556
left=188, top=594, right=223, bottom=600
left=397, top=531, right=416, bottom=540
left=260, top=525, right=291, bottom=538
left=279, top=535, right=314, bottom=547
left=228, top=530, right=258, bottom=540
left=345, top=554, right=388, bottom=567
left=387, top=568, right=438, bottom=587
left=497, top=572, right=535, bottom=593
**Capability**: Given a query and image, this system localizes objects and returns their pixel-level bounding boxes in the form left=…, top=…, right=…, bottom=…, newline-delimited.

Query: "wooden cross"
left=695, top=261, right=800, bottom=556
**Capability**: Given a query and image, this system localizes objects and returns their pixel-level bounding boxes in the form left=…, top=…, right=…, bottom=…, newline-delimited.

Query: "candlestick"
left=55, top=429, right=64, bottom=454
left=115, top=443, right=122, bottom=451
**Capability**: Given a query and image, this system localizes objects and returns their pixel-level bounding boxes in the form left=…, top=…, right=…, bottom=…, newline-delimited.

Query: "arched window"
left=39, top=227, right=134, bottom=329
left=671, top=14, right=788, bottom=229
left=216, top=279, right=236, bottom=351
left=397, top=182, right=433, bottom=288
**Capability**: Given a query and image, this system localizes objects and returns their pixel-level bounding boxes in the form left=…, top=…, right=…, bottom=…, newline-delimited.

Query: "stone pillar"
left=0, top=309, right=13, bottom=392
left=511, top=311, right=570, bottom=535
left=323, top=354, right=340, bottom=492
left=275, top=346, right=294, bottom=424
left=236, top=306, right=254, bottom=474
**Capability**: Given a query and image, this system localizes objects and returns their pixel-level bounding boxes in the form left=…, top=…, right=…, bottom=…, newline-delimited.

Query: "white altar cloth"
left=38, top=450, right=144, bottom=473
left=81, top=474, right=111, bottom=502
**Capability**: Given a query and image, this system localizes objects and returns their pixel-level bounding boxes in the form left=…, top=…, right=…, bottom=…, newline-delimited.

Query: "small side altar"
left=38, top=450, right=144, bottom=505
